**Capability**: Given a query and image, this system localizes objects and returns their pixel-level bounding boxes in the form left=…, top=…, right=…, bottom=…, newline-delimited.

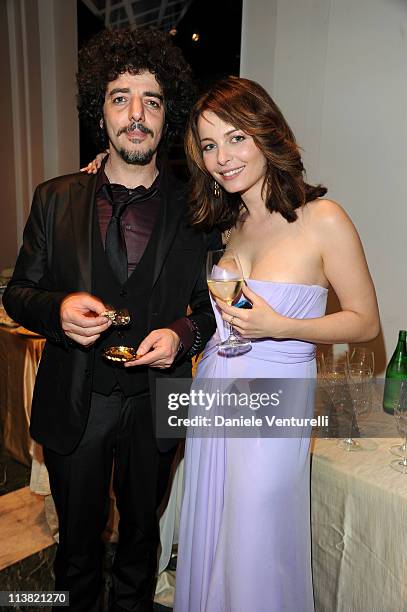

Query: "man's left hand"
left=124, top=329, right=181, bottom=369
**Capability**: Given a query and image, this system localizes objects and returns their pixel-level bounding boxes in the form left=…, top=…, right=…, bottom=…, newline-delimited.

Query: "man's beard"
left=117, top=146, right=156, bottom=166
left=113, top=121, right=157, bottom=165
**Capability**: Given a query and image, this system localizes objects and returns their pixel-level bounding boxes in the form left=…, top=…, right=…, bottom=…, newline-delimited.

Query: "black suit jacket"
left=4, top=167, right=220, bottom=454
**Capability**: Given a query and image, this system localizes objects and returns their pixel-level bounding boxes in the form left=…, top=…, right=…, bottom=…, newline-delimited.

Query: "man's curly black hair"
left=77, top=28, right=196, bottom=150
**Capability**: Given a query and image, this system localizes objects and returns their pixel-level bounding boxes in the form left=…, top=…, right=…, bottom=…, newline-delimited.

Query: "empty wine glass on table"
left=206, top=249, right=251, bottom=352
left=319, top=358, right=349, bottom=438
left=388, top=380, right=407, bottom=457
left=390, top=429, right=407, bottom=457
left=390, top=381, right=407, bottom=473
left=347, top=347, right=375, bottom=375
left=338, top=364, right=372, bottom=452
left=390, top=436, right=407, bottom=457
left=320, top=352, right=348, bottom=372
left=315, top=357, right=332, bottom=438
left=320, top=355, right=348, bottom=393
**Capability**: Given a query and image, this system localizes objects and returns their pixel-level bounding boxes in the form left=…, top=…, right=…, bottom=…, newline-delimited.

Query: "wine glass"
left=390, top=434, right=407, bottom=456
left=390, top=381, right=407, bottom=473
left=389, top=381, right=407, bottom=457
left=206, top=249, right=251, bottom=352
left=320, top=354, right=348, bottom=390
left=348, top=348, right=374, bottom=443
left=319, top=358, right=349, bottom=438
left=347, top=347, right=375, bottom=374
left=315, top=357, right=331, bottom=438
left=338, top=364, right=372, bottom=451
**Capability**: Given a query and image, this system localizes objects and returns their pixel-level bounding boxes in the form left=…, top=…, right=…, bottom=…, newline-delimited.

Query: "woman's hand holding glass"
left=214, top=282, right=286, bottom=340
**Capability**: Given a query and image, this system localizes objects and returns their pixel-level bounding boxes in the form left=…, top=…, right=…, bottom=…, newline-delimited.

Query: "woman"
left=173, top=76, right=379, bottom=612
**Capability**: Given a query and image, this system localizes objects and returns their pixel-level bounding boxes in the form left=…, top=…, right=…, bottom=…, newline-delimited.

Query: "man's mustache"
left=117, top=122, right=153, bottom=137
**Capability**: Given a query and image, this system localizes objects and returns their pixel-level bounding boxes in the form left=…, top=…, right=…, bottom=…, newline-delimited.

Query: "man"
left=4, top=28, right=220, bottom=612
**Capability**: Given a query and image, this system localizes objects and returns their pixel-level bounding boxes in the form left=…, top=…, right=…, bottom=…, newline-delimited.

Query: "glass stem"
left=347, top=403, right=357, bottom=443
left=226, top=320, right=238, bottom=341
left=225, top=302, right=237, bottom=340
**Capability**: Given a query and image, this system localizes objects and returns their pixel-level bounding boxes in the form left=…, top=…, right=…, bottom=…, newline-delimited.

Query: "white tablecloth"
left=311, top=425, right=407, bottom=611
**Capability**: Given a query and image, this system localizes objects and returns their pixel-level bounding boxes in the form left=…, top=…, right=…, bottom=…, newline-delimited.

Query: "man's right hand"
left=60, top=293, right=111, bottom=346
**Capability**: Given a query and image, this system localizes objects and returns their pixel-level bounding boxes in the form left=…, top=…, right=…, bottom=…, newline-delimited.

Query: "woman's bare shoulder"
left=304, top=198, right=355, bottom=233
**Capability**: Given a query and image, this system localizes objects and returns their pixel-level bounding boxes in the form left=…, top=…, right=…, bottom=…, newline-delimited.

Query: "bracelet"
left=186, top=318, right=202, bottom=358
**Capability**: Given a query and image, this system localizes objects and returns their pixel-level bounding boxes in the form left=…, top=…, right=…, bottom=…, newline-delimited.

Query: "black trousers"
left=43, top=390, right=175, bottom=612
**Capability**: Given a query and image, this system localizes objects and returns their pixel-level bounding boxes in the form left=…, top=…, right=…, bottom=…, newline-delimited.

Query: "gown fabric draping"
left=174, top=280, right=328, bottom=612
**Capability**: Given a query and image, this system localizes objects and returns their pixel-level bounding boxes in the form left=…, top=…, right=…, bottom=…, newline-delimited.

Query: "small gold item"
left=102, top=346, right=139, bottom=362
left=100, top=308, right=131, bottom=326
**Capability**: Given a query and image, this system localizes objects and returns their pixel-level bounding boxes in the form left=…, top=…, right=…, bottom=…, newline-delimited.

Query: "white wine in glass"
left=207, top=279, right=244, bottom=304
left=206, top=249, right=250, bottom=352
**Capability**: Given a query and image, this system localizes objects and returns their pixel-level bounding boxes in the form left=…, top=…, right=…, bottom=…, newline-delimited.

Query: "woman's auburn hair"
left=185, top=76, right=327, bottom=231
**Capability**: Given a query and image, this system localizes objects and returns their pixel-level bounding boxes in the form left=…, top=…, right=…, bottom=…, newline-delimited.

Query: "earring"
left=213, top=180, right=220, bottom=198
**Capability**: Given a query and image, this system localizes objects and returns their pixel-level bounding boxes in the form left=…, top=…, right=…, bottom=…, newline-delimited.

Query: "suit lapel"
left=69, top=174, right=98, bottom=292
left=67, top=168, right=184, bottom=291
left=151, top=170, right=185, bottom=287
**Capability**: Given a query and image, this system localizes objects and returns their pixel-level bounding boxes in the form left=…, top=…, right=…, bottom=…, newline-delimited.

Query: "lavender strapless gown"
left=174, top=281, right=328, bottom=612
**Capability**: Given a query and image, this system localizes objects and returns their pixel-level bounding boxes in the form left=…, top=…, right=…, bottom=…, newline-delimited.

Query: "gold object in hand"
left=102, top=346, right=139, bottom=363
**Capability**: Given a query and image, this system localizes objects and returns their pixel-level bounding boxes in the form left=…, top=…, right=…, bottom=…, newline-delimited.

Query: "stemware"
left=389, top=382, right=407, bottom=456
left=389, top=438, right=407, bottom=458
left=206, top=249, right=251, bottom=352
left=317, top=353, right=346, bottom=439
left=390, top=381, right=407, bottom=473
left=319, top=358, right=349, bottom=438
left=338, top=364, right=372, bottom=451
left=347, top=347, right=375, bottom=374
left=320, top=355, right=349, bottom=394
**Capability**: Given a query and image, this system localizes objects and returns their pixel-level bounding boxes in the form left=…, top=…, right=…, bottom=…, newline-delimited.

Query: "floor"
left=0, top=449, right=173, bottom=610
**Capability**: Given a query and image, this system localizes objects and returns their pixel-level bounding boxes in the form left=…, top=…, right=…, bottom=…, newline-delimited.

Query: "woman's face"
left=197, top=111, right=267, bottom=199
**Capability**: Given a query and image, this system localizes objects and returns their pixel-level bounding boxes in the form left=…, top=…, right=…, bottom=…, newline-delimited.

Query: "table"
left=157, top=407, right=407, bottom=611
left=311, top=411, right=407, bottom=612
left=0, top=325, right=45, bottom=466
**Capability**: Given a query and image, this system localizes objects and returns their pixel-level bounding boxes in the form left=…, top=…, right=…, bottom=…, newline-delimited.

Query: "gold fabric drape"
left=0, top=326, right=45, bottom=466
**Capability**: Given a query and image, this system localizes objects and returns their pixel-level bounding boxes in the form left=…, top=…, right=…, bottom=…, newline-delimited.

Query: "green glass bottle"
left=383, top=330, right=407, bottom=414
